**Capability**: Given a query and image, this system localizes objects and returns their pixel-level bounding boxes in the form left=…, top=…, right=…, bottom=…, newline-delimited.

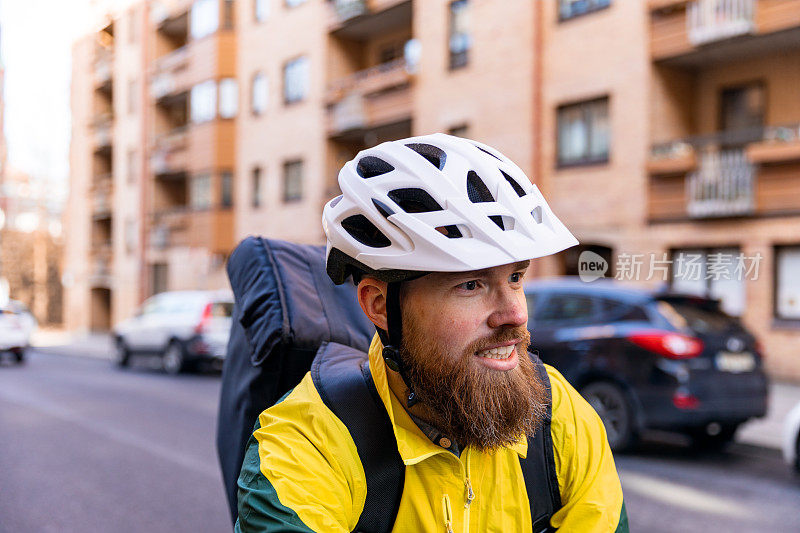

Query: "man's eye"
left=509, top=272, right=523, bottom=283
left=459, top=280, right=478, bottom=291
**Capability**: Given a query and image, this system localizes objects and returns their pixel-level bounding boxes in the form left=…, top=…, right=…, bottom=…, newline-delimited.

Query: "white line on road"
left=620, top=471, right=753, bottom=518
left=0, top=387, right=221, bottom=480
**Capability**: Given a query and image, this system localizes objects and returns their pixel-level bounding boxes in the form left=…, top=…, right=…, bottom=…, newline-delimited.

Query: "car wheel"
left=689, top=423, right=738, bottom=451
left=115, top=338, right=131, bottom=367
left=795, top=430, right=800, bottom=473
left=581, top=381, right=638, bottom=452
left=162, top=341, right=186, bottom=375
left=15, top=348, right=25, bottom=363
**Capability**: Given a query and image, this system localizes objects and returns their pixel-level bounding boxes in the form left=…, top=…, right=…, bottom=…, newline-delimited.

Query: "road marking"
left=0, top=387, right=220, bottom=479
left=620, top=471, right=752, bottom=518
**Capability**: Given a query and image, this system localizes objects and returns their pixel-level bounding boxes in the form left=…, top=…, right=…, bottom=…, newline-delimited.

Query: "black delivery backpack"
left=216, top=236, right=562, bottom=532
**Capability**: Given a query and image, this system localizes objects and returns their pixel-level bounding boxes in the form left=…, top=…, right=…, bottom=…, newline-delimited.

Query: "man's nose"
left=487, top=287, right=527, bottom=329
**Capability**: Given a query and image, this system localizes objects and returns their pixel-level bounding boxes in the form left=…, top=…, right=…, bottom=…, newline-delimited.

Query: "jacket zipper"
left=442, top=494, right=454, bottom=533
left=463, top=448, right=473, bottom=531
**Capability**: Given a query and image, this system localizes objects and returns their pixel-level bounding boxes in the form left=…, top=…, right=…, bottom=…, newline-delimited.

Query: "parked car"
left=113, top=290, right=234, bottom=374
left=525, top=278, right=768, bottom=451
left=782, top=401, right=800, bottom=472
left=0, top=304, right=32, bottom=363
left=6, top=300, right=37, bottom=340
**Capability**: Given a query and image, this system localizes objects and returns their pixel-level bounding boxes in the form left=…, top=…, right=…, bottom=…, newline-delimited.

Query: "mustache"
left=467, top=327, right=531, bottom=355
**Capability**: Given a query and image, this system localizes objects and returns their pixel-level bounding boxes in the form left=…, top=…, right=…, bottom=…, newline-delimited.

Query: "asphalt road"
left=1, top=349, right=799, bottom=532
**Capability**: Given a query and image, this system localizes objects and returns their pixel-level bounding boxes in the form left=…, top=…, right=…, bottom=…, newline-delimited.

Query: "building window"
left=254, top=0, right=269, bottom=21
left=251, top=72, right=268, bottom=115
left=190, top=80, right=217, bottom=123
left=128, top=79, right=138, bottom=114
left=719, top=82, right=764, bottom=144
left=252, top=166, right=262, bottom=208
left=127, top=148, right=137, bottom=184
left=219, top=78, right=238, bottom=118
left=283, top=56, right=309, bottom=104
left=775, top=246, right=800, bottom=321
left=191, top=173, right=212, bottom=209
left=190, top=0, right=219, bottom=40
left=559, top=0, right=611, bottom=21
left=220, top=171, right=233, bottom=207
left=448, top=0, right=470, bottom=70
left=283, top=160, right=303, bottom=203
left=670, top=247, right=744, bottom=317
left=448, top=124, right=469, bottom=138
left=151, top=263, right=168, bottom=296
left=557, top=96, right=609, bottom=167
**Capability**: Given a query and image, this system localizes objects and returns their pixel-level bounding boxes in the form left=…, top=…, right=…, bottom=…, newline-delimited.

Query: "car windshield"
left=656, top=298, right=741, bottom=335
left=211, top=302, right=233, bottom=318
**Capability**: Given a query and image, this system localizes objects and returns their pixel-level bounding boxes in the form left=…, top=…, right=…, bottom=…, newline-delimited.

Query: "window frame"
left=282, top=159, right=304, bottom=203
left=556, top=95, right=610, bottom=168
left=251, top=166, right=262, bottom=208
left=251, top=71, right=268, bottom=115
left=558, top=0, right=611, bottom=23
left=283, top=56, right=309, bottom=105
left=668, top=246, right=745, bottom=317
left=774, top=245, right=800, bottom=324
left=254, top=0, right=269, bottom=21
left=220, top=171, right=234, bottom=208
left=448, top=0, right=470, bottom=71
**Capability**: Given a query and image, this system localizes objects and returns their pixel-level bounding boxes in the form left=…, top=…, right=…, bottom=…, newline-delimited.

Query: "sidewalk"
left=31, top=328, right=114, bottom=360
left=737, top=381, right=800, bottom=450
left=29, top=328, right=799, bottom=450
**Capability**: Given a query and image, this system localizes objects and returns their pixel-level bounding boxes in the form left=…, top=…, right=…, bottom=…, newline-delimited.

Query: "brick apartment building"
left=66, top=0, right=800, bottom=379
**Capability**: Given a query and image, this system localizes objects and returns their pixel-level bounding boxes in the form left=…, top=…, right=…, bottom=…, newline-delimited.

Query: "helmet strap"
left=380, top=281, right=418, bottom=408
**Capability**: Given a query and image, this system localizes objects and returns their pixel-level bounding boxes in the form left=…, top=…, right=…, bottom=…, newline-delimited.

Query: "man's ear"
left=357, top=277, right=388, bottom=331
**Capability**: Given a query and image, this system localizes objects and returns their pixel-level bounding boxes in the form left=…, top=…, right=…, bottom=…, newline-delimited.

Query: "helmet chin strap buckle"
left=382, top=345, right=419, bottom=408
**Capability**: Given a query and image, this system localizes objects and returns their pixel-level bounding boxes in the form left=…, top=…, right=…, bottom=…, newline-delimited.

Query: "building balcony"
left=150, top=46, right=190, bottom=100
left=89, top=242, right=113, bottom=288
left=325, top=59, right=413, bottom=137
left=94, top=48, right=113, bottom=92
left=650, top=0, right=800, bottom=66
left=91, top=178, right=113, bottom=219
left=93, top=116, right=113, bottom=152
left=647, top=124, right=800, bottom=221
left=151, top=127, right=189, bottom=175
left=150, top=208, right=234, bottom=253
left=328, top=0, right=412, bottom=39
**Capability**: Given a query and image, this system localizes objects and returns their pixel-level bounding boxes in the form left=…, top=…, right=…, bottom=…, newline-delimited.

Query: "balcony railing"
left=151, top=127, right=189, bottom=175
left=326, top=58, right=412, bottom=134
left=93, top=117, right=113, bottom=149
left=151, top=46, right=190, bottom=100
left=332, top=0, right=367, bottom=21
left=91, top=181, right=113, bottom=217
left=687, top=0, right=754, bottom=45
left=150, top=209, right=191, bottom=249
left=687, top=149, right=754, bottom=218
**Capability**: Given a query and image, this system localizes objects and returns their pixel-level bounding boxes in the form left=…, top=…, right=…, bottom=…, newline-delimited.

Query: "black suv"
left=525, top=278, right=768, bottom=451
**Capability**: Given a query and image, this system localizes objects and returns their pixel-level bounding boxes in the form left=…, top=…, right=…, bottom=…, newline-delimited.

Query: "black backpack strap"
left=311, top=342, right=405, bottom=533
left=520, top=354, right=562, bottom=533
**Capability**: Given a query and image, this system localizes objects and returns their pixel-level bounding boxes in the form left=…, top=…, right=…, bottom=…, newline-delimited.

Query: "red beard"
left=399, top=312, right=549, bottom=451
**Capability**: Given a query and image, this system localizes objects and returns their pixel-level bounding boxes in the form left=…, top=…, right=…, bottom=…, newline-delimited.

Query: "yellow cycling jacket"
left=236, top=335, right=628, bottom=532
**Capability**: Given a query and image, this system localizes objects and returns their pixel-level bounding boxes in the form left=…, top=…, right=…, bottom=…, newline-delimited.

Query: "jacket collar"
left=366, top=334, right=528, bottom=465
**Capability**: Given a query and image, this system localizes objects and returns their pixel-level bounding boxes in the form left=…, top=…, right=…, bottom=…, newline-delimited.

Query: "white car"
left=782, top=401, right=800, bottom=472
left=113, top=290, right=233, bottom=374
left=0, top=304, right=33, bottom=363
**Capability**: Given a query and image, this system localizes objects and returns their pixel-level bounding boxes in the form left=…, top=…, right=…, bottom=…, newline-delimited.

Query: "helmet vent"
left=531, top=205, right=543, bottom=224
left=357, top=156, right=395, bottom=179
left=466, top=171, right=495, bottom=203
left=435, top=225, right=464, bottom=239
left=500, top=170, right=526, bottom=197
left=341, top=214, right=392, bottom=248
left=372, top=198, right=395, bottom=218
left=489, top=215, right=505, bottom=230
left=405, top=143, right=447, bottom=171
left=388, top=188, right=443, bottom=213
left=474, top=144, right=502, bottom=161
left=330, top=195, right=343, bottom=207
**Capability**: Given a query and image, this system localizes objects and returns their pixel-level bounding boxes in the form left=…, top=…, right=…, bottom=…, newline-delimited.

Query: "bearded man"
left=235, top=134, right=628, bottom=532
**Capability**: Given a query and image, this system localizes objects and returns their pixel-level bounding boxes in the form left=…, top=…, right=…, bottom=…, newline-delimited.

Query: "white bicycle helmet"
left=323, top=133, right=578, bottom=284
